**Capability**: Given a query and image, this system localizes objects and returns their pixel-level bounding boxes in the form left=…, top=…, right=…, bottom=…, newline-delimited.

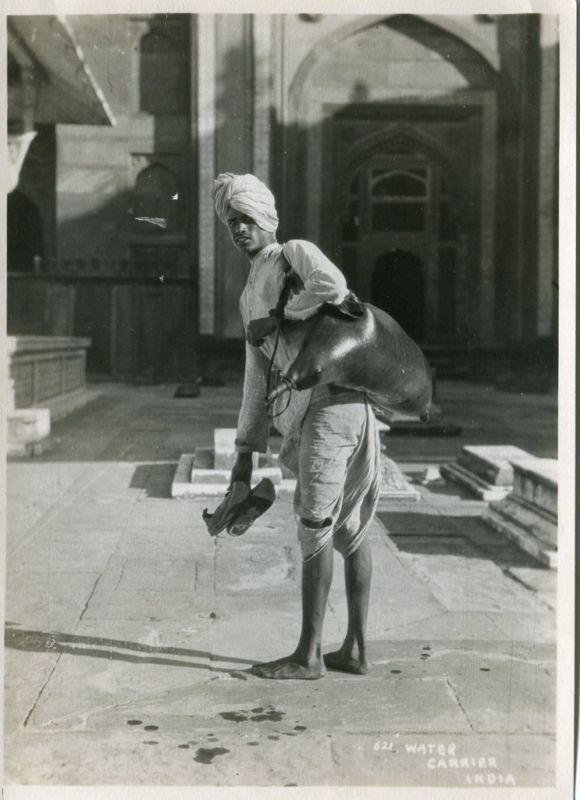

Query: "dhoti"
left=292, top=387, right=381, bottom=562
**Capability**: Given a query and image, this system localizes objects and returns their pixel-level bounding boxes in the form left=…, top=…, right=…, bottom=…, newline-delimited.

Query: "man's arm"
left=231, top=341, right=270, bottom=486
left=282, top=239, right=349, bottom=320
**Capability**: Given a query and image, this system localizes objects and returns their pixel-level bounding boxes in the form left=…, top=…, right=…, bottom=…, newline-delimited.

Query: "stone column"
left=252, top=15, right=272, bottom=183
left=479, top=92, right=498, bottom=345
left=305, top=99, right=323, bottom=243
left=537, top=16, right=558, bottom=338
left=196, top=14, right=217, bottom=336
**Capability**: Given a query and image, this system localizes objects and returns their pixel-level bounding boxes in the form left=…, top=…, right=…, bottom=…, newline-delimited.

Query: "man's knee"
left=300, top=516, right=332, bottom=530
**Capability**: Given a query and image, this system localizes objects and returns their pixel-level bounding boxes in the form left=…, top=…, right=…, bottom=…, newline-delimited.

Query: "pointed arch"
left=338, top=123, right=460, bottom=216
left=132, top=162, right=182, bottom=234
left=289, top=14, right=500, bottom=107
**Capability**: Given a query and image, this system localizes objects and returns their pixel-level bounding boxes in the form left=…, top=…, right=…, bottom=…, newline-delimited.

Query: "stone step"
left=460, top=445, right=533, bottom=486
left=171, top=452, right=282, bottom=497
left=512, top=458, right=557, bottom=516
left=482, top=457, right=558, bottom=569
left=7, top=408, right=50, bottom=457
left=172, top=452, right=420, bottom=501
left=441, top=445, right=535, bottom=500
left=484, top=505, right=557, bottom=568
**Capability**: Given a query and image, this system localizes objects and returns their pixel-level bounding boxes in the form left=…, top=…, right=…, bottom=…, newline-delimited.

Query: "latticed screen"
left=370, top=167, right=429, bottom=232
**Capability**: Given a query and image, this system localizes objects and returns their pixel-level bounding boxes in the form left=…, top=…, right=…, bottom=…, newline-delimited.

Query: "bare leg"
left=252, top=536, right=333, bottom=680
left=324, top=536, right=372, bottom=675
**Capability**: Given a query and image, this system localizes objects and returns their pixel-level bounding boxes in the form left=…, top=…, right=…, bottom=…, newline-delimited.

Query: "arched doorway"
left=339, top=148, right=460, bottom=343
left=286, top=13, right=500, bottom=345
left=372, top=249, right=425, bottom=340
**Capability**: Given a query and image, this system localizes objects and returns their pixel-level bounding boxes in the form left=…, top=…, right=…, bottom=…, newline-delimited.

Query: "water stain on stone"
left=268, top=735, right=279, bottom=740
left=194, top=747, right=229, bottom=764
left=252, top=709, right=284, bottom=722
left=391, top=669, right=402, bottom=674
left=219, top=711, right=248, bottom=723
left=251, top=707, right=264, bottom=713
left=294, top=725, right=307, bottom=731
left=178, top=744, right=190, bottom=749
left=127, top=720, right=142, bottom=726
left=143, top=741, right=158, bottom=745
left=285, top=783, right=298, bottom=787
left=144, top=725, right=158, bottom=731
left=247, top=741, right=259, bottom=746
left=283, top=732, right=298, bottom=737
left=230, top=671, right=248, bottom=681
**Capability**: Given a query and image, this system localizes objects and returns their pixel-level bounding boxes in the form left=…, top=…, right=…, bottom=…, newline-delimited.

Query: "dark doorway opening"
left=7, top=190, right=44, bottom=273
left=372, top=249, right=425, bottom=340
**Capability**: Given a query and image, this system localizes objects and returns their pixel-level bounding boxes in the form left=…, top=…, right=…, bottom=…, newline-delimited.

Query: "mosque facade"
left=7, top=14, right=559, bottom=380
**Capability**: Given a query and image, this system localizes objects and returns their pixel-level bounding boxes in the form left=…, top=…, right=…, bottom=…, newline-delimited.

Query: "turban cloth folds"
left=213, top=172, right=279, bottom=233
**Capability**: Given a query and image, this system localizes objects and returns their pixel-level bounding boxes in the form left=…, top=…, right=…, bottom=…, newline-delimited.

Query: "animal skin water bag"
left=273, top=302, right=432, bottom=420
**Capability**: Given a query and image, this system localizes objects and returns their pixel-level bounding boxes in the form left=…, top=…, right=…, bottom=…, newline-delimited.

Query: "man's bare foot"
left=323, top=648, right=370, bottom=675
left=251, top=654, right=324, bottom=680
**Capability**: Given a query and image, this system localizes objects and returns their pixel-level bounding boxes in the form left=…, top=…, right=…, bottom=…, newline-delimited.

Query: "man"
left=213, top=172, right=381, bottom=680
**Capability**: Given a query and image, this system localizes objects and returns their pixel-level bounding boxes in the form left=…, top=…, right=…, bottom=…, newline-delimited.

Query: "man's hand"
left=230, top=452, right=253, bottom=488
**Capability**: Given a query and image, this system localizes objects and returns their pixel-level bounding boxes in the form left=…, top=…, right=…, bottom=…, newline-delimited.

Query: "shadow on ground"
left=4, top=625, right=254, bottom=674
left=378, top=512, right=547, bottom=570
left=130, top=463, right=177, bottom=498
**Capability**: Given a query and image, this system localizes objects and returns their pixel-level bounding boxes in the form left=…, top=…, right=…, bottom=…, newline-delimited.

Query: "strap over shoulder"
left=273, top=251, right=304, bottom=319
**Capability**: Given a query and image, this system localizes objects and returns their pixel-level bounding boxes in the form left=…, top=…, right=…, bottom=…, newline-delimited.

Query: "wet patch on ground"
left=194, top=747, right=229, bottom=764
left=218, top=705, right=285, bottom=724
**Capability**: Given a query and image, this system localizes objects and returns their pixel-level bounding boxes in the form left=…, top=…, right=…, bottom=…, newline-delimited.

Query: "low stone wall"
left=7, top=335, right=91, bottom=412
left=484, top=458, right=557, bottom=568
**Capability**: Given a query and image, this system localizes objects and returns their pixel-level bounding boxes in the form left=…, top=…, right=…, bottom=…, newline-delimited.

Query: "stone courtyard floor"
left=4, top=380, right=557, bottom=788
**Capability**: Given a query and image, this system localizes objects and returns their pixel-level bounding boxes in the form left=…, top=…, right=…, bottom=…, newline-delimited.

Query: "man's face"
left=226, top=208, right=275, bottom=257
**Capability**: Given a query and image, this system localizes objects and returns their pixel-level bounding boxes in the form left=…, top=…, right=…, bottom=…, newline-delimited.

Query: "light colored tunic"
left=236, top=239, right=348, bottom=468
left=235, top=238, right=381, bottom=561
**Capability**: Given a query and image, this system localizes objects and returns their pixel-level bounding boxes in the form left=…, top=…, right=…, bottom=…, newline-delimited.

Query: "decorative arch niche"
left=132, top=162, right=182, bottom=235
left=283, top=14, right=498, bottom=345
left=136, top=17, right=189, bottom=116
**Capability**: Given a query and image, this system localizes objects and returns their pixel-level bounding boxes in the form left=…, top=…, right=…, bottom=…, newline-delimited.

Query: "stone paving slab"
left=4, top=382, right=558, bottom=788
left=393, top=548, right=550, bottom=614
left=25, top=654, right=214, bottom=731
left=126, top=664, right=473, bottom=736
left=3, top=645, right=61, bottom=733
left=2, top=727, right=556, bottom=786
left=379, top=611, right=509, bottom=642
left=484, top=612, right=557, bottom=645
left=507, top=567, right=557, bottom=610
left=5, top=569, right=101, bottom=631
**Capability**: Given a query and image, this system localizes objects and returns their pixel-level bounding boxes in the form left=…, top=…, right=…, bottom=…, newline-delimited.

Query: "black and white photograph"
left=2, top=1, right=575, bottom=797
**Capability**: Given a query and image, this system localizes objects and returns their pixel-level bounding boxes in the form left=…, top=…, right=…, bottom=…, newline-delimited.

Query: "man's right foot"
left=323, top=648, right=370, bottom=675
left=251, top=654, right=324, bottom=680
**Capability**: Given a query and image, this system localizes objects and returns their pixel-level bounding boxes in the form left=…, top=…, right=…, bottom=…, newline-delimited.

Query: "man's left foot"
left=323, top=649, right=370, bottom=675
left=251, top=655, right=324, bottom=680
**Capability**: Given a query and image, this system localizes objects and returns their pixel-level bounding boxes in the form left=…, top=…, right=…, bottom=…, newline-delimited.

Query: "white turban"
left=213, top=172, right=279, bottom=233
